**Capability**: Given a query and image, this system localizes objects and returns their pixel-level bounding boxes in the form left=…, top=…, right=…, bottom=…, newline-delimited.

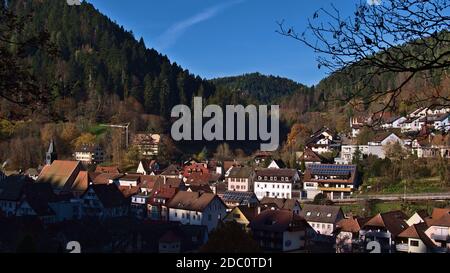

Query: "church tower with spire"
left=46, top=139, right=57, bottom=165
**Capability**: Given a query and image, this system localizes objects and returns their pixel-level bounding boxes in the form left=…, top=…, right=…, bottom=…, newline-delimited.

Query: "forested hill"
left=210, top=73, right=312, bottom=104
left=5, top=0, right=215, bottom=118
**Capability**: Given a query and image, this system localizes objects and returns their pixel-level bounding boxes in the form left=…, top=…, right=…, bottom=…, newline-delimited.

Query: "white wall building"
left=167, top=192, right=227, bottom=232
left=253, top=169, right=299, bottom=200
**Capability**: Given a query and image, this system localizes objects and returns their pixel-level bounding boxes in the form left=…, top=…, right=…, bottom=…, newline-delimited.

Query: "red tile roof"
left=167, top=192, right=223, bottom=212
left=95, top=166, right=120, bottom=174
left=37, top=160, right=83, bottom=192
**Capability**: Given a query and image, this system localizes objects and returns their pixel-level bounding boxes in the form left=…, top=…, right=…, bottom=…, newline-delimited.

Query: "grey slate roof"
left=300, top=204, right=344, bottom=224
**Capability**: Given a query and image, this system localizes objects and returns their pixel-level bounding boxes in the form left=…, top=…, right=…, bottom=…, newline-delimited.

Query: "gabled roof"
left=398, top=222, right=436, bottom=248
left=260, top=197, right=299, bottom=211
left=306, top=127, right=338, bottom=145
left=37, top=160, right=83, bottom=191
left=118, top=186, right=140, bottom=198
left=363, top=210, right=408, bottom=237
left=425, top=208, right=450, bottom=227
left=298, top=148, right=323, bottom=163
left=160, top=164, right=181, bottom=176
left=71, top=171, right=90, bottom=192
left=249, top=209, right=311, bottom=232
left=300, top=204, right=343, bottom=224
left=151, top=176, right=184, bottom=192
left=303, top=164, right=357, bottom=185
left=85, top=184, right=128, bottom=208
left=167, top=192, right=223, bottom=212
left=95, top=166, right=120, bottom=174
left=184, top=172, right=212, bottom=186
left=188, top=184, right=214, bottom=194
left=91, top=172, right=123, bottom=185
left=335, top=217, right=369, bottom=233
left=150, top=187, right=178, bottom=202
left=139, top=175, right=158, bottom=190
left=235, top=206, right=260, bottom=222
left=370, top=131, right=401, bottom=143
left=227, top=167, right=254, bottom=179
left=270, top=159, right=286, bottom=168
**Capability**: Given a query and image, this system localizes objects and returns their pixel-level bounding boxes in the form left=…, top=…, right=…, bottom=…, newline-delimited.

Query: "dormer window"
left=306, top=211, right=311, bottom=216
left=281, top=177, right=284, bottom=181
left=327, top=213, right=332, bottom=217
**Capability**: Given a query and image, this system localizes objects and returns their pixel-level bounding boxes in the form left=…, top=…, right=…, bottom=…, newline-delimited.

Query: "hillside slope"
left=4, top=0, right=215, bottom=119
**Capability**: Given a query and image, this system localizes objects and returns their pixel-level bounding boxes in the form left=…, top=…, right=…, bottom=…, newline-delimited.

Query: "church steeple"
left=46, top=139, right=57, bottom=165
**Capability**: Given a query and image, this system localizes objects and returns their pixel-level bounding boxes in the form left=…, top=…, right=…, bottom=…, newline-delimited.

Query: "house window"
left=410, top=240, right=419, bottom=247
left=306, top=212, right=311, bottom=216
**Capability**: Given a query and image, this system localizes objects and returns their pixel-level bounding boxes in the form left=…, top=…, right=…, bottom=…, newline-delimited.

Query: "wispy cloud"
left=156, top=0, right=245, bottom=50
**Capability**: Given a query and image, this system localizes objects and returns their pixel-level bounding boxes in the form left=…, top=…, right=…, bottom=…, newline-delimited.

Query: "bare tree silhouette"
left=278, top=0, right=450, bottom=120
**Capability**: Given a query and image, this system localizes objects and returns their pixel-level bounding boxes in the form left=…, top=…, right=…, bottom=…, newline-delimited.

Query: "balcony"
left=395, top=243, right=409, bottom=253
left=318, top=187, right=352, bottom=192
left=431, top=233, right=450, bottom=242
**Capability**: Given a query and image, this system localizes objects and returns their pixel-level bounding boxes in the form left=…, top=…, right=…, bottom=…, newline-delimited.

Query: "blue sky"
left=86, top=0, right=363, bottom=86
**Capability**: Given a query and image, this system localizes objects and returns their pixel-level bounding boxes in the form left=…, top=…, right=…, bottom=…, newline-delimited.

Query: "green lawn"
left=362, top=177, right=449, bottom=194
left=340, top=200, right=450, bottom=217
